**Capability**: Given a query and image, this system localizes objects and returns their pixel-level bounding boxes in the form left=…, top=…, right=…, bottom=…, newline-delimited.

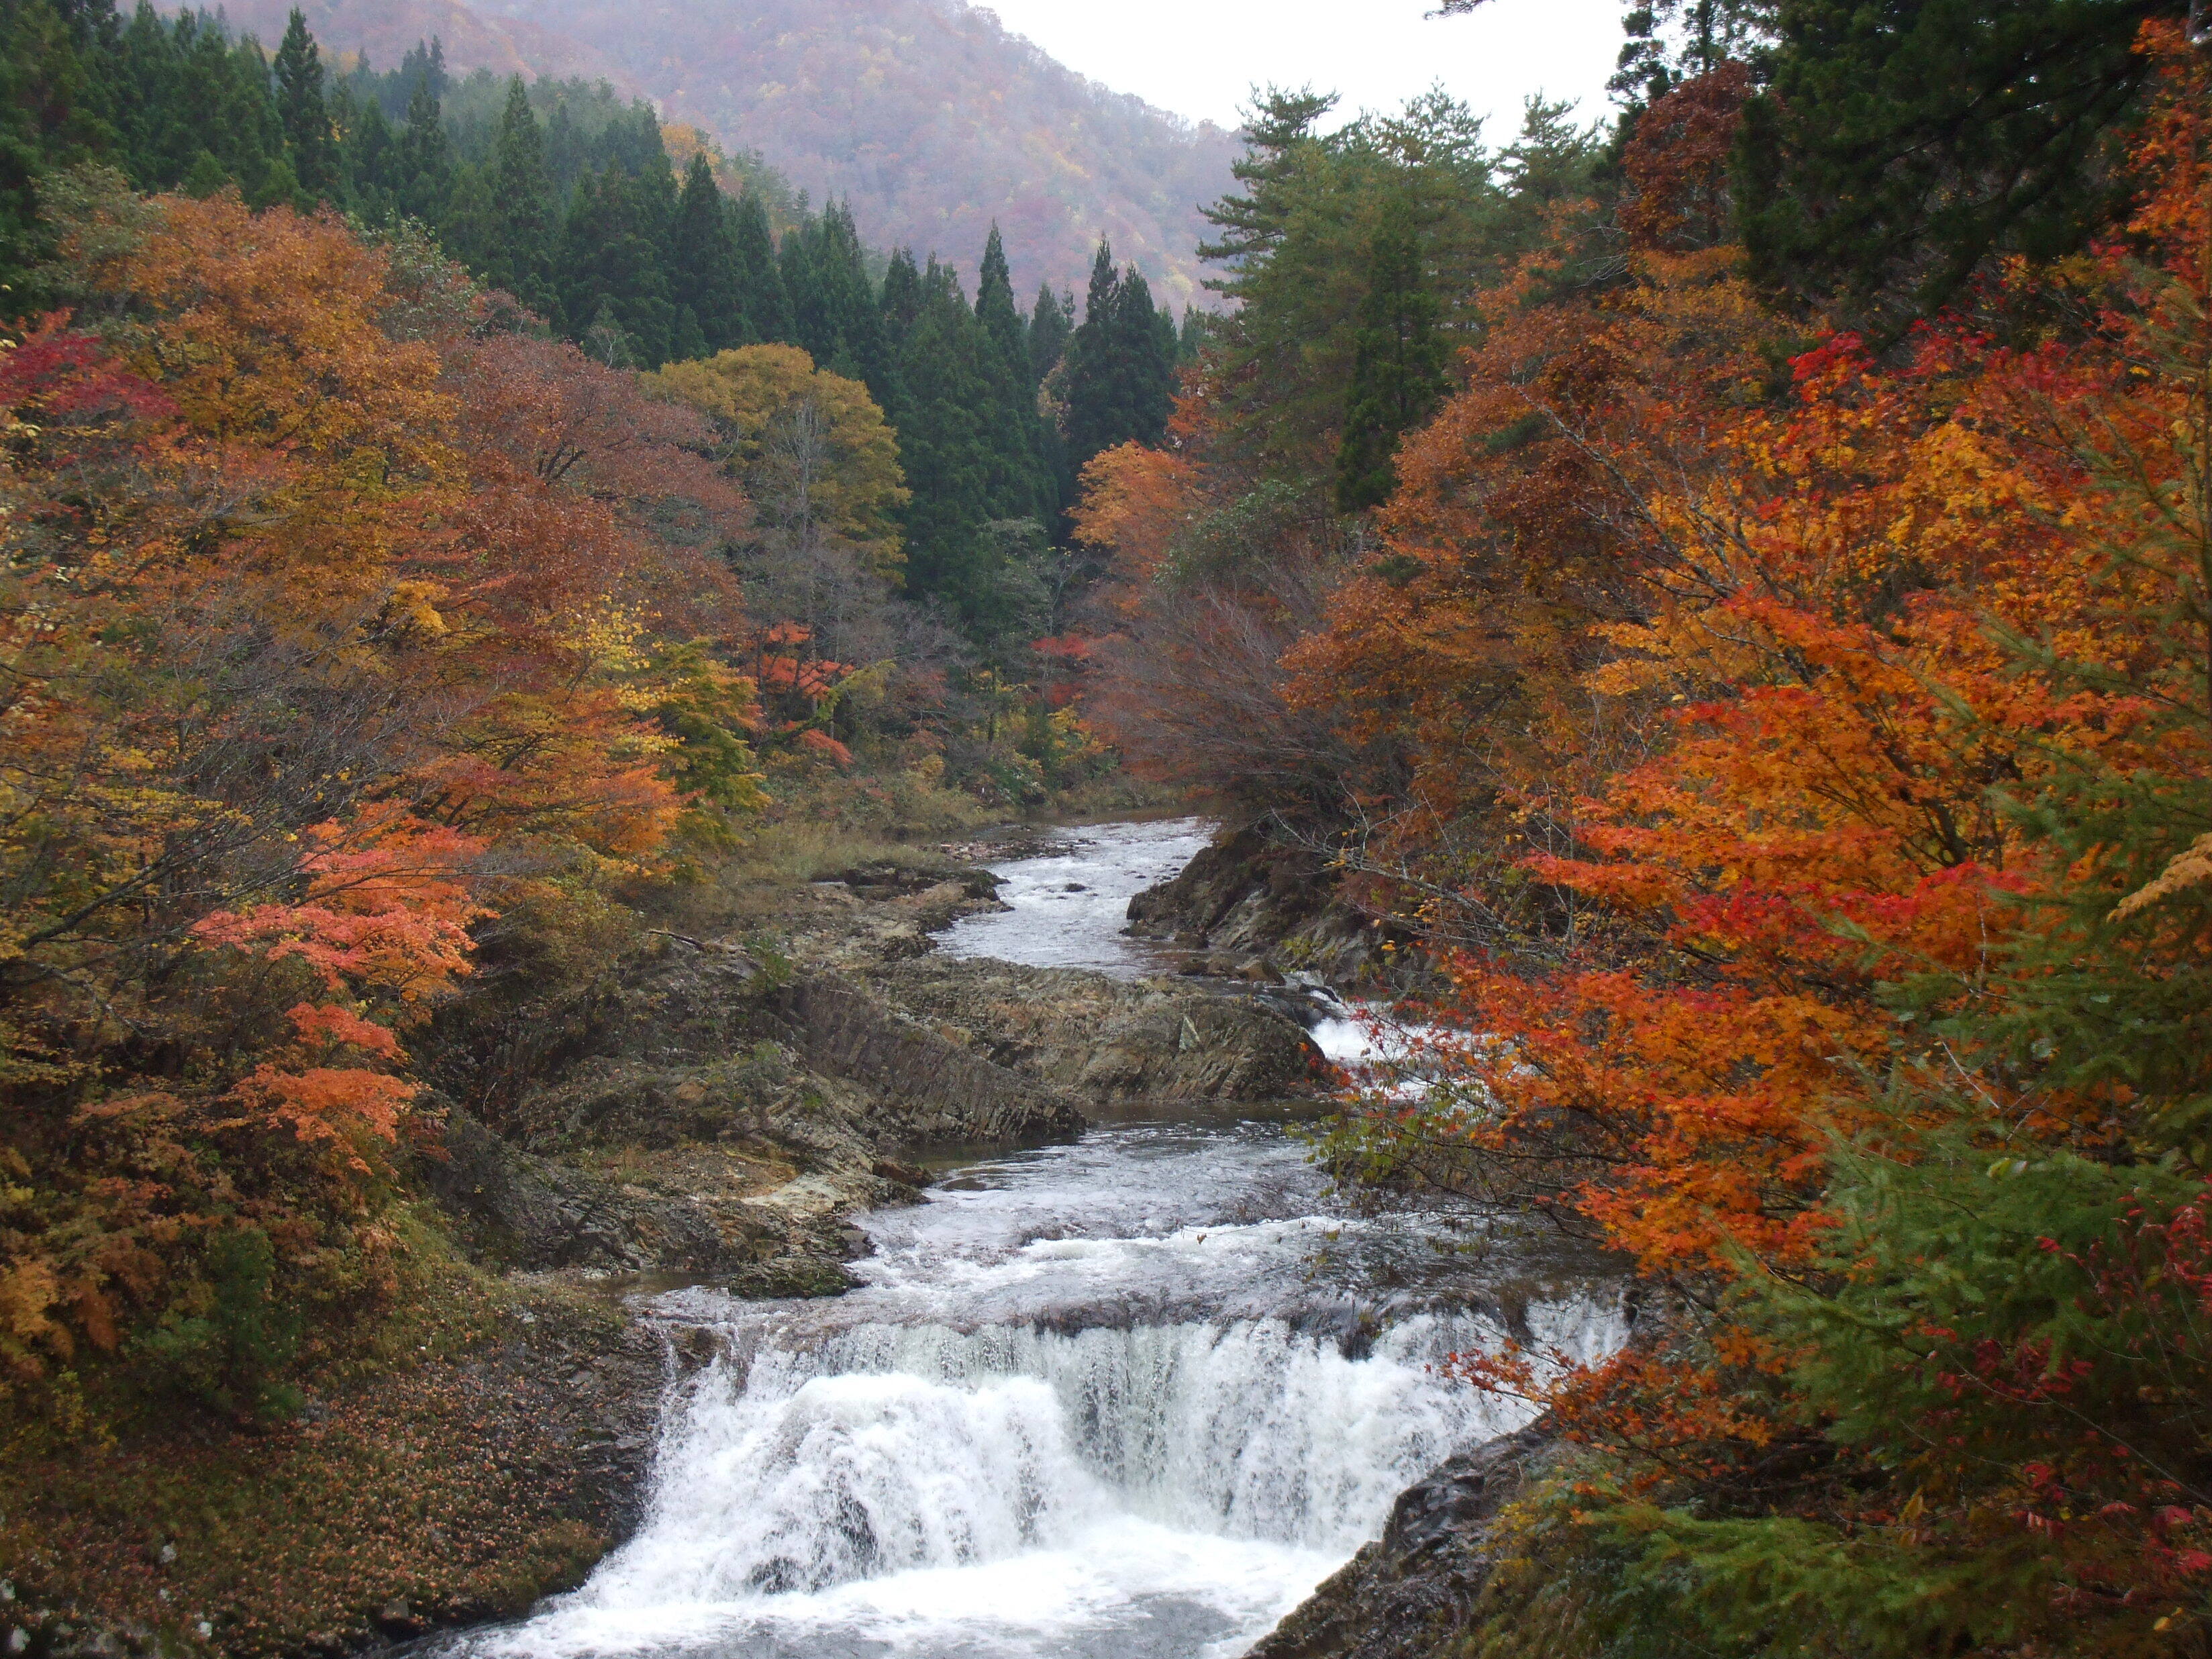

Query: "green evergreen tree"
left=1738, top=0, right=2163, bottom=327
left=559, top=164, right=674, bottom=366
left=1333, top=196, right=1449, bottom=513
left=339, top=81, right=394, bottom=220
left=974, top=223, right=1052, bottom=523
left=229, top=32, right=295, bottom=209
left=397, top=36, right=446, bottom=105
left=1027, top=282, right=1070, bottom=386
left=779, top=219, right=822, bottom=354
left=1064, top=241, right=1176, bottom=474
left=668, top=150, right=744, bottom=352
left=794, top=202, right=898, bottom=413
left=729, top=189, right=789, bottom=344
left=484, top=76, right=556, bottom=315
left=1176, top=306, right=1211, bottom=362
left=0, top=0, right=103, bottom=293
left=1195, top=86, right=1491, bottom=472
left=893, top=256, right=1040, bottom=632
left=1027, top=281, right=1076, bottom=530
left=393, top=71, right=453, bottom=224
left=542, top=102, right=588, bottom=197
left=1609, top=0, right=1768, bottom=103
left=880, top=246, right=924, bottom=348
left=271, top=8, right=337, bottom=201
left=974, top=223, right=1027, bottom=373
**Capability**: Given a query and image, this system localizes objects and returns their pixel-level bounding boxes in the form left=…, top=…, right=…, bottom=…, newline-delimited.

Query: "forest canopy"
left=1062, top=3, right=2212, bottom=1651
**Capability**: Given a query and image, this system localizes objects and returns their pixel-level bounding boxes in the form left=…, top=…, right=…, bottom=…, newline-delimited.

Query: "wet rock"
left=1243, top=1427, right=1556, bottom=1659
left=869, top=957, right=1325, bottom=1101
left=421, top=1111, right=742, bottom=1274
left=1126, top=823, right=1415, bottom=989
left=758, top=972, right=1087, bottom=1143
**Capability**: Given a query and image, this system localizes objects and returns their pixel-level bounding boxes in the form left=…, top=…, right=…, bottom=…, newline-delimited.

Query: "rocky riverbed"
left=0, top=819, right=1610, bottom=1659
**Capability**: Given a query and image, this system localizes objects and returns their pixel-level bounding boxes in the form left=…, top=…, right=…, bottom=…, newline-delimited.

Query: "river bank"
left=0, top=819, right=1336, bottom=1658
left=1, top=817, right=1614, bottom=1659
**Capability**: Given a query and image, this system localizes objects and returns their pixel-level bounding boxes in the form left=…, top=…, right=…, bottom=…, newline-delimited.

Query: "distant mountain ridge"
left=218, top=0, right=1240, bottom=307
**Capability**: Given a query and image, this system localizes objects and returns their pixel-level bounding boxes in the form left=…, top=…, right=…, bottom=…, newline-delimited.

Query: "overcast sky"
left=975, top=0, right=1627, bottom=140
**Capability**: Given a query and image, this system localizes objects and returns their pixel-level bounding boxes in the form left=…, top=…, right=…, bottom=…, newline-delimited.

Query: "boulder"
left=1244, top=1427, right=1556, bottom=1659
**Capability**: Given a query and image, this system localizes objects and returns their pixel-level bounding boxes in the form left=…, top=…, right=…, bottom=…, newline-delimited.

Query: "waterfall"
left=440, top=821, right=1625, bottom=1659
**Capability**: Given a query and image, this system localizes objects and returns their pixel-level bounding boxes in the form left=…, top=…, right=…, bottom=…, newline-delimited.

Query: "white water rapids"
left=450, top=821, right=1623, bottom=1659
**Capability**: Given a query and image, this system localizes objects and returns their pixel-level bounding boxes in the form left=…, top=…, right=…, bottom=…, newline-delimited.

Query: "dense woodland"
left=8, top=0, right=2212, bottom=1652
left=0, top=2, right=1192, bottom=653
left=202, top=0, right=1243, bottom=315
left=1069, top=0, right=2212, bottom=1651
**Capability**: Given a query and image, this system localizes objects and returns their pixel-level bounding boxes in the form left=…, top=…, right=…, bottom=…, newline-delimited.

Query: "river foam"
left=436, top=821, right=1622, bottom=1659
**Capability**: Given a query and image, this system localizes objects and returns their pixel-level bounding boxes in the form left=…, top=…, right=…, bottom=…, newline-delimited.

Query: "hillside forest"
left=203, top=0, right=1247, bottom=315
left=5, top=0, right=2212, bottom=1654
left=1067, top=0, right=2212, bottom=1651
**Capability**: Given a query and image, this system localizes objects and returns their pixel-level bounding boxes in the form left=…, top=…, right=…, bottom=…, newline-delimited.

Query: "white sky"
left=974, top=0, right=1627, bottom=140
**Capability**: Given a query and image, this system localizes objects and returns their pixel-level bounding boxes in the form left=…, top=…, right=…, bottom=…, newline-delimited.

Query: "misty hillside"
left=220, top=0, right=1241, bottom=306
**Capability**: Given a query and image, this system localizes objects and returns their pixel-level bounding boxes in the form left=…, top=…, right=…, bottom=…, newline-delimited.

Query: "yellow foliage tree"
left=648, top=344, right=907, bottom=575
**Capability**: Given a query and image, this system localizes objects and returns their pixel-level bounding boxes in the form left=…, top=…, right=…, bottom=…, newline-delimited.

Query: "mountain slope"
left=226, top=0, right=1240, bottom=307
left=238, top=0, right=636, bottom=91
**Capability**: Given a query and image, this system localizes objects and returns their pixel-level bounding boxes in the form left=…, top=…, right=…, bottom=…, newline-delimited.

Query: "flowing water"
left=935, top=815, right=1215, bottom=976
left=448, top=821, right=1622, bottom=1659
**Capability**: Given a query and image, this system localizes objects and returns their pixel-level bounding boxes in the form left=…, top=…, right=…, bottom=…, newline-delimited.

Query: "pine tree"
left=974, top=224, right=1027, bottom=373
left=397, top=36, right=447, bottom=103
left=780, top=220, right=823, bottom=358
left=393, top=71, right=452, bottom=225
left=730, top=189, right=790, bottom=345
left=1738, top=0, right=2160, bottom=326
left=974, top=223, right=1051, bottom=523
left=340, top=82, right=394, bottom=220
left=668, top=150, right=745, bottom=352
left=1609, top=0, right=1767, bottom=103
left=1064, top=241, right=1176, bottom=474
left=271, top=9, right=337, bottom=202
left=543, top=103, right=587, bottom=198
left=880, top=247, right=924, bottom=349
left=1027, top=283, right=1070, bottom=386
left=893, top=257, right=1042, bottom=632
left=817, top=203, right=899, bottom=413
left=485, top=76, right=556, bottom=316
left=229, top=32, right=293, bottom=209
left=1027, top=281, right=1076, bottom=530
left=559, top=164, right=674, bottom=366
left=1334, top=196, right=1448, bottom=513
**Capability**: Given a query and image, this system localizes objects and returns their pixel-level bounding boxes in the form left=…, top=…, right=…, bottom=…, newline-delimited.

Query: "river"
left=442, top=821, right=1621, bottom=1659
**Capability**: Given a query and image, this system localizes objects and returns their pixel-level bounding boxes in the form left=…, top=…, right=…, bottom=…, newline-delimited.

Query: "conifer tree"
left=1064, top=241, right=1176, bottom=474
left=669, top=150, right=745, bottom=353
left=1027, top=282, right=1077, bottom=529
left=809, top=203, right=899, bottom=415
left=729, top=189, right=790, bottom=345
left=394, top=72, right=452, bottom=225
left=397, top=36, right=447, bottom=103
left=341, top=84, right=394, bottom=219
left=1737, top=0, right=2163, bottom=325
left=485, top=76, right=556, bottom=316
left=780, top=221, right=823, bottom=357
left=880, top=248, right=924, bottom=350
left=1333, top=195, right=1448, bottom=512
left=1027, top=283, right=1070, bottom=386
left=975, top=223, right=1051, bottom=523
left=975, top=224, right=1028, bottom=374
left=893, top=257, right=1044, bottom=631
left=272, top=9, right=338, bottom=202
left=560, top=164, right=674, bottom=366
